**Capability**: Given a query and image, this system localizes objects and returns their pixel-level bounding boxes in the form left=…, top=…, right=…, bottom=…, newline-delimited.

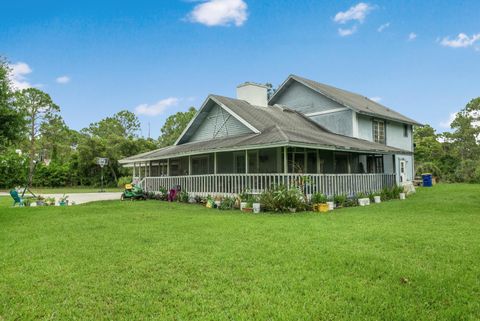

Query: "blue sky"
left=2, top=0, right=479, bottom=137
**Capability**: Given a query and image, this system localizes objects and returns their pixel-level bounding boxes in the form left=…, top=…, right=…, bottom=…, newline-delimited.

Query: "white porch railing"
left=137, top=173, right=396, bottom=196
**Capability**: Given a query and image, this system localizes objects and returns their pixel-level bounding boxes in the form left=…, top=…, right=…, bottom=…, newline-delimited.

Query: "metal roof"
left=269, top=74, right=422, bottom=126
left=120, top=95, right=410, bottom=164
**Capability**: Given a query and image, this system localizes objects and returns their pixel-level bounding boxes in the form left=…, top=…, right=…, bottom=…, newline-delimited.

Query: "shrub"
left=178, top=191, right=189, bottom=203
left=334, top=194, right=347, bottom=207
left=219, top=196, right=235, bottom=210
left=311, top=192, right=328, bottom=204
left=117, top=176, right=131, bottom=188
left=260, top=185, right=306, bottom=212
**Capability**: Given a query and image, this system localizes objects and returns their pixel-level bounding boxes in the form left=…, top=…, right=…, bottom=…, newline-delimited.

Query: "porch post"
left=283, top=146, right=288, bottom=173
left=133, top=163, right=136, bottom=178
left=245, top=150, right=248, bottom=173
left=214, top=152, right=217, bottom=174
left=316, top=149, right=320, bottom=173
left=149, top=161, right=152, bottom=177
left=188, top=155, right=192, bottom=175
left=167, top=158, right=170, bottom=176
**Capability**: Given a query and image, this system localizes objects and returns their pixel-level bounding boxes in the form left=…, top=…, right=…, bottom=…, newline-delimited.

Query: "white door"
left=399, top=160, right=407, bottom=183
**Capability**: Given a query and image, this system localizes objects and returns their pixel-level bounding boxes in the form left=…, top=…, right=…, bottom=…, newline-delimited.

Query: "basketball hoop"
left=96, top=157, right=109, bottom=168
left=96, top=157, right=109, bottom=192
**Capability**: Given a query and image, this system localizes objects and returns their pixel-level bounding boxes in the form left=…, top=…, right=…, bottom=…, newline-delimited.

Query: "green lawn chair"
left=10, top=189, right=24, bottom=207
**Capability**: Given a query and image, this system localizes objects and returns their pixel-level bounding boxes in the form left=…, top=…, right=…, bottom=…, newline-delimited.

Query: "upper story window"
left=403, top=124, right=409, bottom=137
left=372, top=119, right=386, bottom=144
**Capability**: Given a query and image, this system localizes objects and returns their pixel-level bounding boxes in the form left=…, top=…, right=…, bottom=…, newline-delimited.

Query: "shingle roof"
left=269, top=74, right=422, bottom=126
left=120, top=95, right=410, bottom=163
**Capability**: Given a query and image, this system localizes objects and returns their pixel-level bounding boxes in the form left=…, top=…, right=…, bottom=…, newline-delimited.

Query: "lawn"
left=1, top=184, right=479, bottom=320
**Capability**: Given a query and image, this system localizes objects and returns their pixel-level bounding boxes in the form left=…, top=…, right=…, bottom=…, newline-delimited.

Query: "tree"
left=448, top=97, right=480, bottom=161
left=14, top=88, right=60, bottom=186
left=158, top=107, right=197, bottom=147
left=413, top=125, right=444, bottom=166
left=0, top=57, right=25, bottom=149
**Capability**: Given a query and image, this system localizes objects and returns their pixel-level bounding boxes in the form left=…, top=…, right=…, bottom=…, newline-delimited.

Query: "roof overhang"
left=119, top=142, right=411, bottom=165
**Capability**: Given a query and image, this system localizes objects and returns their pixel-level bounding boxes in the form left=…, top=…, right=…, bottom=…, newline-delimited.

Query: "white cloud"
left=56, top=75, right=70, bottom=84
left=439, top=112, right=457, bottom=128
left=369, top=96, right=382, bottom=103
left=338, top=26, right=357, bottom=37
left=9, top=62, right=32, bottom=90
left=408, top=32, right=417, bottom=41
left=187, top=0, right=248, bottom=27
left=135, top=97, right=179, bottom=116
left=440, top=33, right=480, bottom=48
left=377, top=22, right=390, bottom=32
left=334, top=3, right=374, bottom=24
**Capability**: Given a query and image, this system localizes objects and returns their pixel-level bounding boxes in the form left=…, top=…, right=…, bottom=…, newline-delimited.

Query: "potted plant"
left=36, top=195, right=45, bottom=206
left=356, top=192, right=370, bottom=206
left=373, top=193, right=381, bottom=204
left=311, top=192, right=328, bottom=212
left=214, top=195, right=222, bottom=208
left=252, top=195, right=261, bottom=213
left=59, top=194, right=69, bottom=206
left=242, top=199, right=254, bottom=213
left=45, top=197, right=56, bottom=206
left=239, top=190, right=250, bottom=211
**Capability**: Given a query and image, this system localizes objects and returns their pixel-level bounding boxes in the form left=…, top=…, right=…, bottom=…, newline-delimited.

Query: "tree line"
left=414, top=97, right=480, bottom=183
left=0, top=57, right=196, bottom=189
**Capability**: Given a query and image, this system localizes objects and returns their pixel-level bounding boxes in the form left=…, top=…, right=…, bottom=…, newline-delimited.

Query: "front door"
left=399, top=160, right=407, bottom=183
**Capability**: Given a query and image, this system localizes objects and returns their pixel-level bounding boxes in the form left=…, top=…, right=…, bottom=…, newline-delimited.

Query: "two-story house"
left=120, top=75, right=420, bottom=196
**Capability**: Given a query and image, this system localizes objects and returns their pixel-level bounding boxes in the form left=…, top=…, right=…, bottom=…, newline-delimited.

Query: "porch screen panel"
left=192, top=155, right=210, bottom=175
left=259, top=148, right=279, bottom=173
left=217, top=152, right=234, bottom=174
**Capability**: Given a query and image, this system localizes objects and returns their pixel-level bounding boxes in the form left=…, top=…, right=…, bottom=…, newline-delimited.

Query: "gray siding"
left=310, top=110, right=353, bottom=136
left=188, top=104, right=251, bottom=142
left=273, top=81, right=353, bottom=136
left=357, top=114, right=412, bottom=151
left=274, top=81, right=344, bottom=114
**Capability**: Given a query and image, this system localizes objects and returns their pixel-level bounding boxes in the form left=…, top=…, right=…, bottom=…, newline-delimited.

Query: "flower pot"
left=240, top=202, right=247, bottom=211
left=318, top=203, right=329, bottom=213
left=374, top=196, right=381, bottom=204
left=242, top=207, right=253, bottom=213
left=399, top=193, right=406, bottom=200
left=326, top=201, right=335, bottom=211
left=214, top=200, right=221, bottom=208
left=358, top=198, right=370, bottom=206
left=288, top=207, right=297, bottom=213
left=252, top=203, right=261, bottom=214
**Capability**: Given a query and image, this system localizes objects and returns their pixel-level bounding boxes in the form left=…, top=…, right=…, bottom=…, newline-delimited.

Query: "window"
left=367, top=155, right=384, bottom=173
left=373, top=120, right=386, bottom=144
left=403, top=124, right=409, bottom=137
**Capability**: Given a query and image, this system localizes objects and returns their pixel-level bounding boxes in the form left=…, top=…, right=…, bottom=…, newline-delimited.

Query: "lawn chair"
left=10, top=189, right=24, bottom=207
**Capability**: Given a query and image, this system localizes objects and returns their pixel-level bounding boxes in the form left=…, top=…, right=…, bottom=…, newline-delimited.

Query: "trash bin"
left=422, top=173, right=432, bottom=187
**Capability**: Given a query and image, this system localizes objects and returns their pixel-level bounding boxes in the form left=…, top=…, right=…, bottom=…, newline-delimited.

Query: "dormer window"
left=373, top=119, right=386, bottom=144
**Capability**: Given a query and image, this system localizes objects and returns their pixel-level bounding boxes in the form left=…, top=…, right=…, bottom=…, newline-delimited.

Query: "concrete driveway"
left=1, top=192, right=122, bottom=205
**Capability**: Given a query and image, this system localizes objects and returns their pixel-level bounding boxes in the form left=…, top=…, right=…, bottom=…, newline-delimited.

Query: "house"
left=119, top=75, right=421, bottom=196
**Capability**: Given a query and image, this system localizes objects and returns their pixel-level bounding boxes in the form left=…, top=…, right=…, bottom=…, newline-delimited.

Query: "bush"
left=334, top=194, right=347, bottom=207
left=117, top=176, right=131, bottom=188
left=416, top=162, right=442, bottom=179
left=178, top=191, right=189, bottom=203
left=311, top=192, right=328, bottom=204
left=219, top=196, right=235, bottom=210
left=260, top=185, right=306, bottom=212
left=0, top=149, right=27, bottom=188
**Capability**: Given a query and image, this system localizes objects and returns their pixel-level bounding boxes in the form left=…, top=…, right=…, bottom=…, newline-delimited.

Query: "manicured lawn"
left=1, top=184, right=479, bottom=320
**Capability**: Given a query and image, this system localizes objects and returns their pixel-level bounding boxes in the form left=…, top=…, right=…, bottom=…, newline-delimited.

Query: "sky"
left=1, top=0, right=479, bottom=137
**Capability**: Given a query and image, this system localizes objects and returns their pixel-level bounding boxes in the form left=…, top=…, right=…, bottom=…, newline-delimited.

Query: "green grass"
left=1, top=184, right=479, bottom=320
left=1, top=186, right=122, bottom=194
